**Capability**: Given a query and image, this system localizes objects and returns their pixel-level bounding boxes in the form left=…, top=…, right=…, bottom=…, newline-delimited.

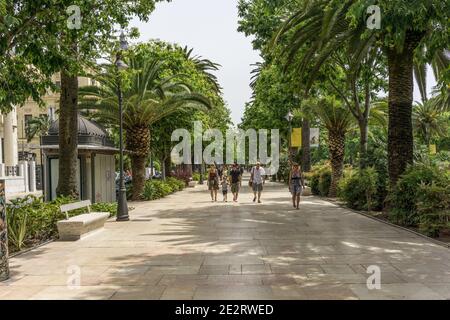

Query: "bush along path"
left=305, top=162, right=450, bottom=242
left=6, top=196, right=118, bottom=255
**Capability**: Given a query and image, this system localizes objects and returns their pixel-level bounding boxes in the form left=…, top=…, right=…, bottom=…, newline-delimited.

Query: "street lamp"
left=116, top=32, right=129, bottom=222
left=285, top=110, right=294, bottom=163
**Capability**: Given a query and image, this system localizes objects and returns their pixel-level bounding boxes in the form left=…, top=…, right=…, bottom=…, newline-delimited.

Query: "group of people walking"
left=207, top=162, right=267, bottom=203
left=206, top=161, right=305, bottom=209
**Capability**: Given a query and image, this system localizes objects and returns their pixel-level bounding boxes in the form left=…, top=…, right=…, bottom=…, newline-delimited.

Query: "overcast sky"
left=131, top=0, right=261, bottom=125
left=131, top=0, right=437, bottom=125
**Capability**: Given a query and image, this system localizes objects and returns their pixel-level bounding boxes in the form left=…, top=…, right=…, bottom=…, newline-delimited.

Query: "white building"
left=0, top=106, right=38, bottom=200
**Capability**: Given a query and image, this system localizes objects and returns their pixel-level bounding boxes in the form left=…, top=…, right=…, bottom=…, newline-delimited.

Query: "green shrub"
left=6, top=196, right=117, bottom=253
left=416, top=184, right=450, bottom=237
left=338, top=167, right=378, bottom=211
left=142, top=178, right=185, bottom=201
left=318, top=168, right=332, bottom=197
left=166, top=177, right=185, bottom=191
left=192, top=173, right=201, bottom=182
left=91, top=202, right=118, bottom=217
left=388, top=164, right=449, bottom=227
left=309, top=163, right=331, bottom=196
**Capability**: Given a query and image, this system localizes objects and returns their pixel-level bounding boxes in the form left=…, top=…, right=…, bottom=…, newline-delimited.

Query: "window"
left=48, top=107, right=56, bottom=121
left=24, top=114, right=32, bottom=134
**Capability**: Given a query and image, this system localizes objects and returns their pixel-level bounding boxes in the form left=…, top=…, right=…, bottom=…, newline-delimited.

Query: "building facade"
left=0, top=74, right=94, bottom=199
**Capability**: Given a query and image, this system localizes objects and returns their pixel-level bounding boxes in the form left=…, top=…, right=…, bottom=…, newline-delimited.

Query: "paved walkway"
left=1, top=176, right=450, bottom=300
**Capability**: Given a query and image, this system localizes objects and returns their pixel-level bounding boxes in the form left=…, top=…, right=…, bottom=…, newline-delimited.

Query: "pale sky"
left=130, top=0, right=262, bottom=125
left=130, top=0, right=437, bottom=125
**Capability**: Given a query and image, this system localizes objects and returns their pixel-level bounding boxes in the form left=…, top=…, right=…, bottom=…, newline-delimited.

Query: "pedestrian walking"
left=250, top=162, right=266, bottom=203
left=289, top=163, right=305, bottom=210
left=230, top=162, right=242, bottom=202
left=221, top=177, right=229, bottom=202
left=207, top=164, right=219, bottom=202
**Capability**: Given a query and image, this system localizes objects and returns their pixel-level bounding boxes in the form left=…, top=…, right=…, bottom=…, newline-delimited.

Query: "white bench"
left=57, top=200, right=110, bottom=241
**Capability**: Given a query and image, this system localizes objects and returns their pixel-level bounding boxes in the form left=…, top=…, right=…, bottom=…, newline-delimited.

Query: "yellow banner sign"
left=291, top=128, right=302, bottom=148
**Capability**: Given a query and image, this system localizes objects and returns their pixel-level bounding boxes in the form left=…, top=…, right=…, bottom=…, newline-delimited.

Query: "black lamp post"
left=285, top=110, right=294, bottom=163
left=116, top=32, right=129, bottom=222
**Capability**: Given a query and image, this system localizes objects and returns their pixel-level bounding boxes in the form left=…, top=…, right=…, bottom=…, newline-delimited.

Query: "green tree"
left=79, top=56, right=212, bottom=200
left=311, top=96, right=354, bottom=197
left=275, top=0, right=450, bottom=187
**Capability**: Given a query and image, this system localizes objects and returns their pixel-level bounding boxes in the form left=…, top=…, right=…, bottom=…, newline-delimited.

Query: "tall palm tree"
left=79, top=57, right=212, bottom=200
left=274, top=0, right=449, bottom=187
left=181, top=46, right=222, bottom=93
left=311, top=96, right=353, bottom=197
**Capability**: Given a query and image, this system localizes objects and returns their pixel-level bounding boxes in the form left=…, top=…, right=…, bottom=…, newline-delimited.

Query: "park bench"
left=56, top=200, right=110, bottom=241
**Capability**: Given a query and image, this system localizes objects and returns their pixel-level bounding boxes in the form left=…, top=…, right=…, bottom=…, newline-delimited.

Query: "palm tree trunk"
left=130, top=155, right=146, bottom=201
left=56, top=70, right=79, bottom=198
left=328, top=132, right=345, bottom=198
left=386, top=31, right=424, bottom=188
left=126, top=126, right=150, bottom=201
left=301, top=119, right=311, bottom=172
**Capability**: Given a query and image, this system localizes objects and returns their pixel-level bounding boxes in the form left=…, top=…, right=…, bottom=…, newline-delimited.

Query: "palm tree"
left=413, top=101, right=448, bottom=148
left=25, top=114, right=51, bottom=143
left=274, top=0, right=449, bottom=187
left=311, top=96, right=353, bottom=197
left=79, top=57, right=212, bottom=200
left=181, top=46, right=222, bottom=93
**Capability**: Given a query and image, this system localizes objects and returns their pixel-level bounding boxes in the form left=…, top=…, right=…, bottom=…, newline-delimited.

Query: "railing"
left=5, top=166, right=19, bottom=177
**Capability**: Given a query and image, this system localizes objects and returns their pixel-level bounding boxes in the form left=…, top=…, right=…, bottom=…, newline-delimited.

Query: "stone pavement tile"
left=203, top=255, right=264, bottom=266
left=160, top=285, right=197, bottom=300
left=301, top=284, right=359, bottom=300
left=206, top=275, right=263, bottom=286
left=193, top=285, right=274, bottom=300
left=29, top=285, right=119, bottom=300
left=110, top=286, right=165, bottom=300
left=321, top=254, right=390, bottom=264
left=423, top=284, right=450, bottom=299
left=10, top=275, right=71, bottom=286
left=271, top=285, right=308, bottom=299
left=261, top=254, right=324, bottom=266
left=145, top=266, right=201, bottom=275
left=242, top=264, right=272, bottom=275
left=271, top=265, right=323, bottom=275
left=229, top=265, right=242, bottom=275
left=0, top=286, right=46, bottom=300
left=349, top=283, right=445, bottom=300
left=321, top=264, right=356, bottom=274
left=305, top=273, right=367, bottom=284
left=199, top=265, right=230, bottom=275
left=158, top=275, right=208, bottom=286
left=395, top=273, right=450, bottom=284
left=98, top=274, right=149, bottom=286
left=105, top=265, right=150, bottom=276
left=261, top=275, right=301, bottom=286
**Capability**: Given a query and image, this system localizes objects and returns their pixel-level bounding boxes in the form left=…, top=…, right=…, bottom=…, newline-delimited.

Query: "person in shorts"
left=229, top=162, right=242, bottom=202
left=207, top=165, right=219, bottom=202
left=289, top=163, right=305, bottom=210
left=221, top=178, right=229, bottom=202
left=250, top=162, right=266, bottom=203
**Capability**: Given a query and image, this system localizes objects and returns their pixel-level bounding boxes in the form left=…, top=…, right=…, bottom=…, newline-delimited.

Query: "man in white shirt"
left=250, top=162, right=266, bottom=203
